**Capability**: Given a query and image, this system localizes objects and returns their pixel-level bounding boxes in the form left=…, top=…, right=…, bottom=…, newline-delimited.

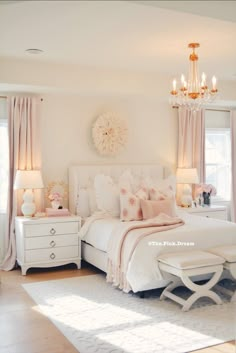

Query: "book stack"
left=46, top=208, right=70, bottom=217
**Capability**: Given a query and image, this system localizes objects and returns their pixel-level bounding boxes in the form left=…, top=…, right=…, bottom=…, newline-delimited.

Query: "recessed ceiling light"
left=25, top=48, right=44, bottom=55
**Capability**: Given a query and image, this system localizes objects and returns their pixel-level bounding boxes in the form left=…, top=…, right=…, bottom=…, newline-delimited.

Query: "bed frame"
left=68, top=164, right=222, bottom=292
left=68, top=164, right=165, bottom=273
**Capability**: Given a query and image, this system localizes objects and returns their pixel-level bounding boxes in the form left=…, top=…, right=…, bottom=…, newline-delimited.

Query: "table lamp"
left=176, top=168, right=199, bottom=207
left=14, top=170, right=44, bottom=217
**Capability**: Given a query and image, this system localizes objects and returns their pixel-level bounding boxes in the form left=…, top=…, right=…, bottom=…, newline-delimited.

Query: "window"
left=0, top=119, right=9, bottom=212
left=205, top=125, right=231, bottom=201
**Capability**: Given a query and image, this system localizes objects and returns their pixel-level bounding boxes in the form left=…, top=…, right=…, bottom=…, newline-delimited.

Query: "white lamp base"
left=181, top=184, right=193, bottom=207
left=21, top=189, right=36, bottom=217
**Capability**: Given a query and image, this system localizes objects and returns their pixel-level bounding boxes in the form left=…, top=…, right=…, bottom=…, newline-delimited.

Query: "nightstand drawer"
left=25, top=234, right=78, bottom=250
left=24, top=222, right=79, bottom=237
left=25, top=246, right=79, bottom=263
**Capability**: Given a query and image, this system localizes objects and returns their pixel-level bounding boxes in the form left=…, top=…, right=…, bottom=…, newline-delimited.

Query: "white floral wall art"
left=92, top=112, right=128, bottom=156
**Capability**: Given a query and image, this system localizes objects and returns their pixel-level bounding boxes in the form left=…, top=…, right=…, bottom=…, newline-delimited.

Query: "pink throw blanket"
left=106, top=213, right=184, bottom=292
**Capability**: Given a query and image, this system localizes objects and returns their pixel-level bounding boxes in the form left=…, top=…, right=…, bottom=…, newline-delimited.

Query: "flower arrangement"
left=196, top=184, right=217, bottom=196
left=195, top=183, right=217, bottom=206
left=48, top=192, right=63, bottom=209
left=48, top=192, right=63, bottom=202
left=46, top=181, right=68, bottom=209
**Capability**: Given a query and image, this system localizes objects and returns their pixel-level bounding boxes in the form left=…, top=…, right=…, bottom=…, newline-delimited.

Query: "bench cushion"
left=158, top=250, right=224, bottom=270
left=209, top=245, right=236, bottom=263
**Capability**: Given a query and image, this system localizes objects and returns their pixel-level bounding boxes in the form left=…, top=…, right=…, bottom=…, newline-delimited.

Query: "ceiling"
left=0, top=1, right=236, bottom=81
left=131, top=1, right=236, bottom=23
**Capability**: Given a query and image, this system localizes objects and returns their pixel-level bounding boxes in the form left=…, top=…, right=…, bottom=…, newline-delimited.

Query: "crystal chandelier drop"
left=170, top=43, right=218, bottom=111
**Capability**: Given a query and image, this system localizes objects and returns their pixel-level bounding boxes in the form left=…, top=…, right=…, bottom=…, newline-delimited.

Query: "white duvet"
left=80, top=210, right=236, bottom=292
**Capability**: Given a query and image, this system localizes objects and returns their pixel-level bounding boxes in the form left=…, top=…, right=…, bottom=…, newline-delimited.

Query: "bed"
left=68, top=164, right=236, bottom=293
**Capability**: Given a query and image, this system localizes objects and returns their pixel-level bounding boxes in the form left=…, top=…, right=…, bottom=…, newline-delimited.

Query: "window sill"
left=211, top=198, right=230, bottom=204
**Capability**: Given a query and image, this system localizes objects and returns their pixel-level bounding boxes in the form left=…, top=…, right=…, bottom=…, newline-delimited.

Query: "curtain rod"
left=0, top=95, right=43, bottom=101
left=172, top=105, right=230, bottom=113
left=205, top=108, right=230, bottom=113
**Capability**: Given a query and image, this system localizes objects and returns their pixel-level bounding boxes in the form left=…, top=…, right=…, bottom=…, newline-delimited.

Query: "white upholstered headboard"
left=68, top=164, right=165, bottom=215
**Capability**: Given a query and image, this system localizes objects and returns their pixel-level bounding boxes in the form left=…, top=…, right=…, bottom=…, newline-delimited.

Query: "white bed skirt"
left=82, top=241, right=177, bottom=291
left=82, top=241, right=107, bottom=273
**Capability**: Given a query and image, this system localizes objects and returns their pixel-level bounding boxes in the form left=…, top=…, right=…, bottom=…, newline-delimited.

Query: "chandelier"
left=170, top=43, right=218, bottom=110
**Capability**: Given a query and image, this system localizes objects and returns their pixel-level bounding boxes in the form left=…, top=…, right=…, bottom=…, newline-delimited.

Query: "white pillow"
left=147, top=175, right=176, bottom=200
left=94, top=174, right=120, bottom=217
left=119, top=169, right=134, bottom=191
left=160, top=175, right=176, bottom=193
left=118, top=169, right=149, bottom=194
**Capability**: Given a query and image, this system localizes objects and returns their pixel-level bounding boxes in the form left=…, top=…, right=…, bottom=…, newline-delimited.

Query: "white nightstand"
left=15, top=216, right=81, bottom=275
left=179, top=205, right=227, bottom=220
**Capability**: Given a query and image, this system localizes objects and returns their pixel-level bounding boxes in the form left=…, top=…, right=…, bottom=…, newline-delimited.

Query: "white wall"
left=41, top=93, right=178, bottom=194
left=1, top=56, right=236, bottom=207
left=0, top=57, right=180, bottom=208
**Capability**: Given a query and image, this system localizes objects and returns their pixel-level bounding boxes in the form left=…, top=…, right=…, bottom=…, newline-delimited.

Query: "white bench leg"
left=160, top=278, right=182, bottom=301
left=215, top=263, right=236, bottom=302
left=160, top=268, right=223, bottom=311
left=182, top=289, right=222, bottom=312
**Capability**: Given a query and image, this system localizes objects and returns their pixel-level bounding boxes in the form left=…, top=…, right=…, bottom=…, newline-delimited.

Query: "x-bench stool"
left=158, top=250, right=225, bottom=311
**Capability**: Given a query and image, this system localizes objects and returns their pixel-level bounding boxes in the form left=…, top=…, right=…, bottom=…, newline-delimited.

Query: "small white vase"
left=51, top=200, right=61, bottom=209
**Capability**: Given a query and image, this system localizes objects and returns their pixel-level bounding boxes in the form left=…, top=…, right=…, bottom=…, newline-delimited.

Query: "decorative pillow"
left=148, top=175, right=176, bottom=200
left=141, top=198, right=176, bottom=220
left=149, top=185, right=174, bottom=200
left=120, top=187, right=148, bottom=221
left=94, top=174, right=120, bottom=217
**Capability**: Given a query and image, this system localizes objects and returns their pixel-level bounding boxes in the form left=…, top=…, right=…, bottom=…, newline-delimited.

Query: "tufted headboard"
left=68, top=164, right=165, bottom=215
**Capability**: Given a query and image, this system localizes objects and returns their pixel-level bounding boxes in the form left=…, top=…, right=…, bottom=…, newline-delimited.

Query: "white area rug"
left=23, top=274, right=235, bottom=353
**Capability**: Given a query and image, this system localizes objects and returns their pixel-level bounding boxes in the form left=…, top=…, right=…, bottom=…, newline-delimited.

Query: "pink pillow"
left=149, top=185, right=174, bottom=201
left=140, top=198, right=176, bottom=220
left=120, top=187, right=148, bottom=221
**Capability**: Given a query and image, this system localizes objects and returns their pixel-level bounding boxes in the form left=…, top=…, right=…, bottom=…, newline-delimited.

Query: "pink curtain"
left=1, top=97, right=42, bottom=271
left=177, top=107, right=205, bottom=204
left=230, top=110, right=236, bottom=222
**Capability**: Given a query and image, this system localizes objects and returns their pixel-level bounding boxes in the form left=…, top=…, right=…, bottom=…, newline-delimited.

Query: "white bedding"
left=80, top=210, right=236, bottom=292
left=82, top=217, right=120, bottom=252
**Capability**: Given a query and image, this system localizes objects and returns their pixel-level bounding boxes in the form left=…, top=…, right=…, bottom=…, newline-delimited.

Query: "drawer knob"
left=50, top=240, right=56, bottom=247
left=50, top=252, right=56, bottom=260
left=50, top=228, right=56, bottom=235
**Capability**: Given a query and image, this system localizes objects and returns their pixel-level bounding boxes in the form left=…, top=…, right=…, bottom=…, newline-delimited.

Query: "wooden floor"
left=0, top=263, right=235, bottom=353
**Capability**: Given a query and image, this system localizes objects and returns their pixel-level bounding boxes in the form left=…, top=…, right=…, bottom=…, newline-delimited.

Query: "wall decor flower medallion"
left=92, top=112, right=128, bottom=156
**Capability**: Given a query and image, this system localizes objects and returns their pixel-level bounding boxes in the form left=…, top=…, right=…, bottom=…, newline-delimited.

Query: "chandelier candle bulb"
left=171, top=79, right=177, bottom=94
left=212, top=76, right=217, bottom=92
left=180, top=75, right=187, bottom=91
left=201, top=72, right=207, bottom=88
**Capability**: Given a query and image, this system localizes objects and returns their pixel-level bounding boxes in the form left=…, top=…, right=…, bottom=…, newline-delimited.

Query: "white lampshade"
left=176, top=168, right=199, bottom=184
left=14, top=170, right=44, bottom=190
